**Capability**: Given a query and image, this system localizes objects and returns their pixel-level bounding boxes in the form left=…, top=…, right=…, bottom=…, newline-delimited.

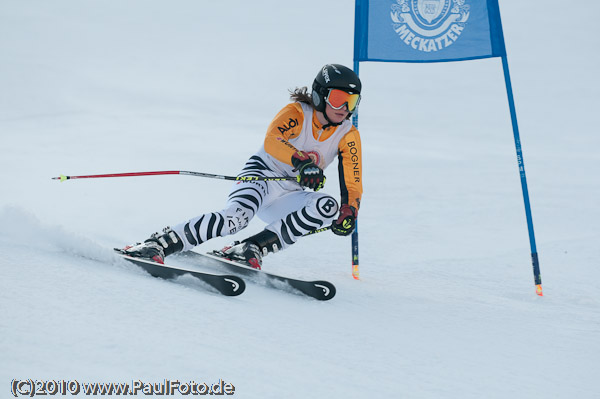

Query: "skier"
left=120, top=64, right=363, bottom=269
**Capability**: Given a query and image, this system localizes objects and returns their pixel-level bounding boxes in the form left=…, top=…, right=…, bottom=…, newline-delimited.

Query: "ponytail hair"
left=289, top=87, right=313, bottom=106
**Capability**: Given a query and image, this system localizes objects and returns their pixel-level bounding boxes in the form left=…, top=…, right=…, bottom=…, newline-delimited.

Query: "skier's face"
left=324, top=103, right=349, bottom=124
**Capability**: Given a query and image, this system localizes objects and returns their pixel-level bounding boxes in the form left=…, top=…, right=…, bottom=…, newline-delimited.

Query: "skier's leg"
left=217, top=191, right=338, bottom=268
left=171, top=179, right=268, bottom=252
left=261, top=191, right=339, bottom=250
left=121, top=179, right=268, bottom=262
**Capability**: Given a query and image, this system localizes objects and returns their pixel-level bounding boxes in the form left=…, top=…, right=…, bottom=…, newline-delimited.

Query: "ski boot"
left=214, top=229, right=281, bottom=270
left=119, top=227, right=183, bottom=264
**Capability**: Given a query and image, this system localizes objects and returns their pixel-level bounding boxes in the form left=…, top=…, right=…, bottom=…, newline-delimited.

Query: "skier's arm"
left=264, top=103, right=305, bottom=166
left=337, top=127, right=363, bottom=211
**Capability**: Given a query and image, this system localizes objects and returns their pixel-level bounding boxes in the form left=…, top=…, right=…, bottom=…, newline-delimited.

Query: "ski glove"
left=331, top=204, right=357, bottom=236
left=291, top=152, right=325, bottom=191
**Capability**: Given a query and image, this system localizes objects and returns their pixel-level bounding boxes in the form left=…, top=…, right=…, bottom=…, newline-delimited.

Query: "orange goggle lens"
left=325, top=89, right=360, bottom=112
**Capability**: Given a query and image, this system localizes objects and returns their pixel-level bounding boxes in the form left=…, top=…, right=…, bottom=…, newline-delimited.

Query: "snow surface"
left=1, top=0, right=599, bottom=398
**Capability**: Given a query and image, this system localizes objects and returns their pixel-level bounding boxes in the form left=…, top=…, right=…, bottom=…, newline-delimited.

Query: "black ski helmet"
left=311, top=64, right=362, bottom=114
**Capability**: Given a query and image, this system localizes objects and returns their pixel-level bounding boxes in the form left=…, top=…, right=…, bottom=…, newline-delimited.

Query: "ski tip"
left=313, top=281, right=336, bottom=300
left=535, top=284, right=543, bottom=296
left=223, top=277, right=246, bottom=296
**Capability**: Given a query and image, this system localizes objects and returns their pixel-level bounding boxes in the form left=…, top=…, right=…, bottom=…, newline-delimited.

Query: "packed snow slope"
left=1, top=1, right=598, bottom=398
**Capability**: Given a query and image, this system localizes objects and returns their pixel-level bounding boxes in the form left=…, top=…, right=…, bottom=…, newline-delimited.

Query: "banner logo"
left=390, top=0, right=470, bottom=53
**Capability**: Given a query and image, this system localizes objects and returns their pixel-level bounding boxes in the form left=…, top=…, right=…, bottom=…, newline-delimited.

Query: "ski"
left=176, top=251, right=336, bottom=301
left=115, top=251, right=245, bottom=297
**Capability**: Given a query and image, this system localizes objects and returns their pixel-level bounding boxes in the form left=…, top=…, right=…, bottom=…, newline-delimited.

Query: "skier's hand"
left=331, top=204, right=357, bottom=236
left=292, top=152, right=325, bottom=191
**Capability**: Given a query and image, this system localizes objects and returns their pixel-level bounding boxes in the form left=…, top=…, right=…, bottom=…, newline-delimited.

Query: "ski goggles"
left=325, top=89, right=361, bottom=112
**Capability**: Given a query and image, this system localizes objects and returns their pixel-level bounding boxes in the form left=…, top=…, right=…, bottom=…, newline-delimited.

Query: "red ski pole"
left=52, top=170, right=297, bottom=182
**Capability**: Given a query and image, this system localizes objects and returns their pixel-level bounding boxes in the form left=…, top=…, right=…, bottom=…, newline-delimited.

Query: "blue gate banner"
left=354, top=0, right=506, bottom=63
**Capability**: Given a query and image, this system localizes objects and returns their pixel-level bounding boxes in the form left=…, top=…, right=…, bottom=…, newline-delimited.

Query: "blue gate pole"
left=501, top=55, right=543, bottom=296
left=351, top=60, right=360, bottom=280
